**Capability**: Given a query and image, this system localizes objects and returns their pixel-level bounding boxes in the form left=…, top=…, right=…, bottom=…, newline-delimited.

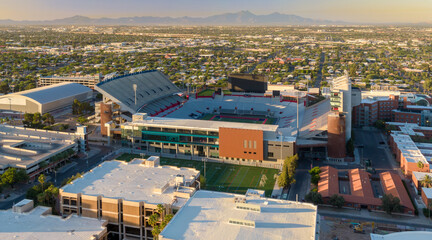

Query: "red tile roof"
left=380, top=172, right=414, bottom=211
left=318, top=166, right=339, bottom=198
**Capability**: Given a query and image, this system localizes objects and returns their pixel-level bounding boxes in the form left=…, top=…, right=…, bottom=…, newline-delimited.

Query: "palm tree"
left=421, top=175, right=432, bottom=188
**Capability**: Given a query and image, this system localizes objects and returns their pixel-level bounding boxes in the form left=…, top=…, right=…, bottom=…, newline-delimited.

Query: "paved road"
left=353, top=127, right=398, bottom=172
left=314, top=52, right=326, bottom=88
left=0, top=144, right=113, bottom=210
left=288, top=157, right=312, bottom=201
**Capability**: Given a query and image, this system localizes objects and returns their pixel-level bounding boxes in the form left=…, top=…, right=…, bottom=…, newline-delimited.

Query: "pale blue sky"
left=1, top=0, right=432, bottom=23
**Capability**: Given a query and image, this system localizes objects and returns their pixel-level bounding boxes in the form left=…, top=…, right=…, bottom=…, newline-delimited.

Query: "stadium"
left=96, top=70, right=330, bottom=166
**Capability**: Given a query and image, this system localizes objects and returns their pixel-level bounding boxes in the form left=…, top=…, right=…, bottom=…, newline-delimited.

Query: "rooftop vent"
left=228, top=218, right=255, bottom=228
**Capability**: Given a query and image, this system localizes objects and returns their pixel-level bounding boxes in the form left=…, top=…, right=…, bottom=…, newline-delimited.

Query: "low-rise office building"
left=159, top=190, right=319, bottom=240
left=1, top=199, right=108, bottom=240
left=60, top=156, right=200, bottom=240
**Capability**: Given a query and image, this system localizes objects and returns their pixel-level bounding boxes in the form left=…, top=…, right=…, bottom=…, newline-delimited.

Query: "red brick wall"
left=219, top=127, right=264, bottom=160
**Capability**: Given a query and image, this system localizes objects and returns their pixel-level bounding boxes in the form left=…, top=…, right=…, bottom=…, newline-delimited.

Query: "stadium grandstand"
left=97, top=70, right=332, bottom=164
left=95, top=70, right=183, bottom=116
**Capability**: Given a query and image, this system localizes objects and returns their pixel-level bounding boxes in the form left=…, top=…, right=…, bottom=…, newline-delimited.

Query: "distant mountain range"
left=0, top=11, right=347, bottom=25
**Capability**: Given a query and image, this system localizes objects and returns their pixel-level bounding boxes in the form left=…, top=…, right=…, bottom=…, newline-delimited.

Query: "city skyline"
left=1, top=0, right=432, bottom=24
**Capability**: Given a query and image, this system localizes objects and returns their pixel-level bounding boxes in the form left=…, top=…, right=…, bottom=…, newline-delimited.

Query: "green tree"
left=309, top=166, right=321, bottom=186
left=77, top=116, right=88, bottom=124
left=381, top=194, right=402, bottom=214
left=32, top=112, right=42, bottom=128
left=305, top=191, right=323, bottom=205
left=61, top=173, right=83, bottom=187
left=38, top=174, right=46, bottom=190
left=199, top=175, right=206, bottom=189
left=418, top=161, right=424, bottom=170
left=42, top=113, right=55, bottom=125
left=16, top=169, right=29, bottom=183
left=278, top=154, right=298, bottom=188
left=23, top=113, right=34, bottom=127
left=1, top=168, right=18, bottom=187
left=421, top=175, right=432, bottom=188
left=328, top=194, right=345, bottom=208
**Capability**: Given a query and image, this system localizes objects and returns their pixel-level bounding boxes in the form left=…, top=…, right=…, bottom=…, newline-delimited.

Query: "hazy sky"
left=1, top=0, right=432, bottom=23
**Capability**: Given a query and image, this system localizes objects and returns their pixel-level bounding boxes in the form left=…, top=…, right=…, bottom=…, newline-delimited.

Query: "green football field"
left=116, top=153, right=279, bottom=197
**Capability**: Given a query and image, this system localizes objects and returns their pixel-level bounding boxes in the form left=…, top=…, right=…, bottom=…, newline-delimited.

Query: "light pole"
left=296, top=91, right=299, bottom=137
left=8, top=98, right=11, bottom=111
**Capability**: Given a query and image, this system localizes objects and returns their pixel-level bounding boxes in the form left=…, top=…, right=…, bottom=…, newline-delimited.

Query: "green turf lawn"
left=116, top=153, right=279, bottom=197
left=197, top=89, right=215, bottom=96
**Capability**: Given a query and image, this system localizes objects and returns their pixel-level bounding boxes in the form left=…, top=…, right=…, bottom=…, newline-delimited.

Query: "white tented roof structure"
left=95, top=70, right=182, bottom=114
left=0, top=82, right=93, bottom=114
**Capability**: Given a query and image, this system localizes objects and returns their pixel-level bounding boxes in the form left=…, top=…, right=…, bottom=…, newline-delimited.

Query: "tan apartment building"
left=60, top=156, right=200, bottom=240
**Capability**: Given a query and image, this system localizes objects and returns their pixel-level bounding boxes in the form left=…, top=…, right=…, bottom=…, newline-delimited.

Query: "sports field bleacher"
left=95, top=70, right=182, bottom=115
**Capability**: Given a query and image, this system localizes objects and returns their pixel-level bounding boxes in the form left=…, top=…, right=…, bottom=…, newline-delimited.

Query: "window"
left=244, top=140, right=247, bottom=148
left=249, top=141, right=252, bottom=148
left=253, top=141, right=257, bottom=149
left=268, top=152, right=274, bottom=157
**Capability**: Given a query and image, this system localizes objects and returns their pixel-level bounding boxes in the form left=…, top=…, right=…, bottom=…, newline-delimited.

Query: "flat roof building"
left=370, top=231, right=432, bottom=240
left=0, top=82, right=93, bottom=114
left=0, top=124, right=87, bottom=178
left=60, top=157, right=200, bottom=240
left=0, top=199, right=107, bottom=240
left=159, top=190, right=319, bottom=240
left=38, top=74, right=102, bottom=89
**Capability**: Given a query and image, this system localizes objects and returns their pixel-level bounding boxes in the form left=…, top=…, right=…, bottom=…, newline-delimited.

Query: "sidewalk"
left=271, top=182, right=283, bottom=198
left=318, top=205, right=432, bottom=229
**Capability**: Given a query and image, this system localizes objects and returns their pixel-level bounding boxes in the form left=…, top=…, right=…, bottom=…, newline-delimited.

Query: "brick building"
left=318, top=166, right=415, bottom=215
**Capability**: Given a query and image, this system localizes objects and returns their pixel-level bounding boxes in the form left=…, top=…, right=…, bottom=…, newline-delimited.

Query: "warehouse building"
left=0, top=82, right=93, bottom=114
left=160, top=190, right=319, bottom=240
left=60, top=156, right=200, bottom=240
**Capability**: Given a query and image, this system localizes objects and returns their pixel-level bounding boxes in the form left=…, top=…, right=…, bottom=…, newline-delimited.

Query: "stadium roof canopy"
left=95, top=70, right=181, bottom=114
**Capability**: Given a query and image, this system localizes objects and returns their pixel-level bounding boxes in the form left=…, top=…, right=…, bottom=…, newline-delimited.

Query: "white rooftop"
left=370, top=231, right=432, bottom=240
left=0, top=206, right=106, bottom=240
left=61, top=158, right=199, bottom=205
left=413, top=171, right=432, bottom=182
left=125, top=116, right=279, bottom=133
left=422, top=188, right=432, bottom=199
left=390, top=132, right=428, bottom=164
left=159, top=190, right=318, bottom=240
